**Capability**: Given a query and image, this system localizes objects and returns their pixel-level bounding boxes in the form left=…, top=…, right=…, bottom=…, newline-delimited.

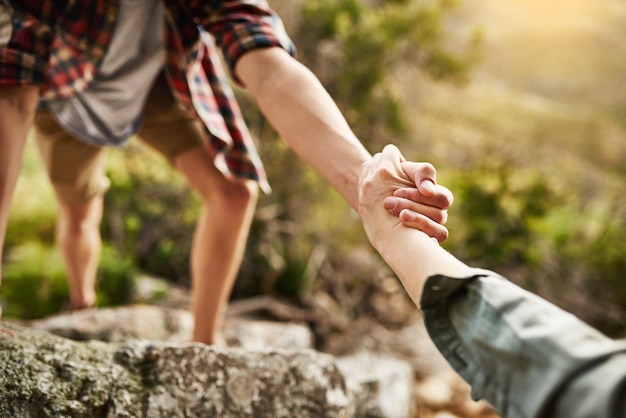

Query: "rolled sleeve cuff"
left=0, top=47, right=47, bottom=86
left=0, top=3, right=49, bottom=86
left=419, top=268, right=488, bottom=309
left=420, top=269, right=626, bottom=418
left=209, top=8, right=296, bottom=85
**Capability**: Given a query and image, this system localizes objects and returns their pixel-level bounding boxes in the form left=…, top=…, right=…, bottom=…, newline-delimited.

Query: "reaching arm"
left=235, top=47, right=453, bottom=242
left=236, top=47, right=369, bottom=210
left=203, top=0, right=452, bottom=237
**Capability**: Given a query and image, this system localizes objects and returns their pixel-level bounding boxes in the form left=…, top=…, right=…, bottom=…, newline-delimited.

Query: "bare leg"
left=174, top=147, right=258, bottom=345
left=33, top=108, right=109, bottom=310
left=0, top=86, right=39, bottom=317
left=56, top=195, right=103, bottom=309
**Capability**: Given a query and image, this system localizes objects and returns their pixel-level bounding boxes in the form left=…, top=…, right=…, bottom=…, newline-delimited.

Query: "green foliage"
left=552, top=196, right=626, bottom=336
left=267, top=242, right=311, bottom=297
left=95, top=244, right=138, bottom=307
left=101, top=143, right=200, bottom=284
left=302, top=0, right=363, bottom=39
left=0, top=242, right=137, bottom=319
left=440, top=155, right=626, bottom=336
left=5, top=140, right=57, bottom=248
left=444, top=160, right=559, bottom=267
left=297, top=0, right=479, bottom=148
left=1, top=242, right=68, bottom=319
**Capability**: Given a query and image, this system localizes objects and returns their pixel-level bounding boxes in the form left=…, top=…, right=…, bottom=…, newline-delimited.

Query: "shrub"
left=101, top=143, right=199, bottom=284
left=95, top=244, right=138, bottom=307
left=1, top=242, right=68, bottom=319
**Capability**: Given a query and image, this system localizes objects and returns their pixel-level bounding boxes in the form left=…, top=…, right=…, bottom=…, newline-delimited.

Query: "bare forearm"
left=236, top=48, right=371, bottom=210
left=374, top=226, right=472, bottom=306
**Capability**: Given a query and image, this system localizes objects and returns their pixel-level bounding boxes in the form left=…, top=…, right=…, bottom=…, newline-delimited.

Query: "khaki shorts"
left=35, top=74, right=206, bottom=205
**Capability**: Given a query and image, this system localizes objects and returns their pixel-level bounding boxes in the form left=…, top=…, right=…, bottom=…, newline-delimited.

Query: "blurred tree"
left=297, top=0, right=479, bottom=148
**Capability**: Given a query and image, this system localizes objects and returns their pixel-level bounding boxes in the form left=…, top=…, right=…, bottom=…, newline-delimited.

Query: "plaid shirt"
left=0, top=0, right=296, bottom=192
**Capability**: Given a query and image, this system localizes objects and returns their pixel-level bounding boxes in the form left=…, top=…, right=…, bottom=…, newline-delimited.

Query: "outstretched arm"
left=236, top=47, right=370, bottom=210
left=235, top=47, right=452, bottom=241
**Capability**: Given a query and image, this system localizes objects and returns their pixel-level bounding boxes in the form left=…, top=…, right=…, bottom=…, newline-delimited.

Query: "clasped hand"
left=358, top=144, right=452, bottom=248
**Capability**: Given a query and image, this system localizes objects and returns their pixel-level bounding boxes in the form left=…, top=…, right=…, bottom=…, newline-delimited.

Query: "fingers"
left=400, top=161, right=437, bottom=197
left=399, top=208, right=449, bottom=243
left=384, top=196, right=448, bottom=224
left=362, top=144, right=452, bottom=243
left=384, top=195, right=450, bottom=243
left=393, top=184, right=454, bottom=210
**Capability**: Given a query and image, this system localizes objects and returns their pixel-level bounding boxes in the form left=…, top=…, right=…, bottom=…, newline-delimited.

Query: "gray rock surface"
left=0, top=321, right=353, bottom=418
left=337, top=350, right=413, bottom=418
left=2, top=301, right=499, bottom=417
left=28, top=304, right=315, bottom=350
left=29, top=305, right=194, bottom=343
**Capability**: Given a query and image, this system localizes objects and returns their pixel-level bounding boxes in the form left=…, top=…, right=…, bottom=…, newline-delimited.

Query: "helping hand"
left=359, top=144, right=450, bottom=246
left=384, top=160, right=453, bottom=242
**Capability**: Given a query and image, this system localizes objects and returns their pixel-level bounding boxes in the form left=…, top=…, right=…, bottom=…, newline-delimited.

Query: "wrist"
left=366, top=217, right=409, bottom=259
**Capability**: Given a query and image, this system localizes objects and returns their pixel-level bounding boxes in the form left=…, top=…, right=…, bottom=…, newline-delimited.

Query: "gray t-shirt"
left=46, top=0, right=165, bottom=147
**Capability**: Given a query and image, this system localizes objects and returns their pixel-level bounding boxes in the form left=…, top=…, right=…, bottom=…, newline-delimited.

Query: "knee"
left=175, top=148, right=260, bottom=210
left=200, top=178, right=259, bottom=211
left=196, top=178, right=259, bottom=213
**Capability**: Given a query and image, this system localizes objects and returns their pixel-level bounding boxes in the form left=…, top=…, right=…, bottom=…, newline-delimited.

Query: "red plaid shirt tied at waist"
left=0, top=0, right=296, bottom=192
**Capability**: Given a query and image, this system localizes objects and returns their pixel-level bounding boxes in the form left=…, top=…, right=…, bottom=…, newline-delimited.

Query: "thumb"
left=400, top=161, right=437, bottom=197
